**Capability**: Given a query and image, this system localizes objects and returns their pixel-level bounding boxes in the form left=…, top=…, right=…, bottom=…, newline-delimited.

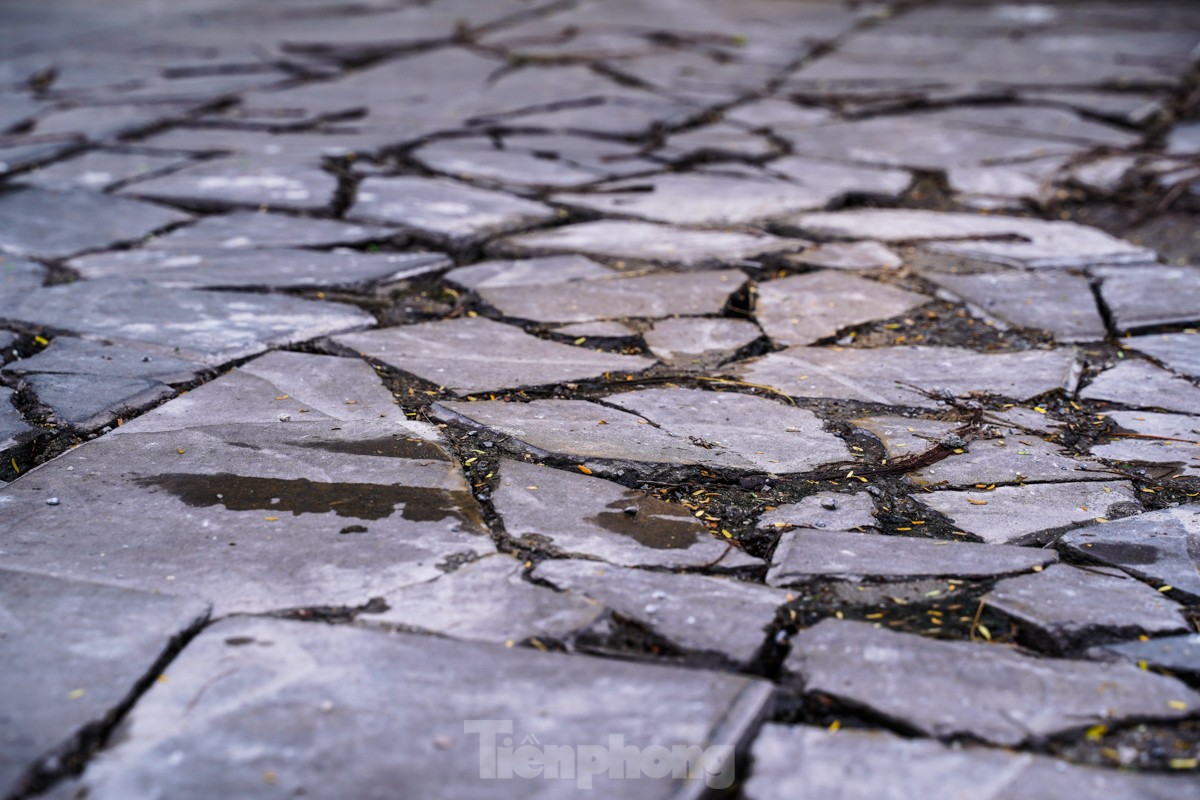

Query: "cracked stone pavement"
left=2, top=0, right=1200, bottom=797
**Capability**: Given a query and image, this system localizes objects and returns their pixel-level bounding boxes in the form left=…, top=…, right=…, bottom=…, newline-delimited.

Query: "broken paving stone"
left=1096, top=635, right=1200, bottom=679
left=786, top=618, right=1200, bottom=747
left=743, top=725, right=1199, bottom=800
left=497, top=219, right=803, bottom=269
left=663, top=124, right=777, bottom=159
left=347, top=176, right=555, bottom=246
left=606, top=388, right=850, bottom=474
left=445, top=255, right=614, bottom=290
left=2, top=338, right=204, bottom=385
left=0, top=187, right=190, bottom=260
left=766, top=529, right=1055, bottom=587
left=1059, top=507, right=1200, bottom=601
left=1097, top=265, right=1200, bottom=331
left=361, top=555, right=604, bottom=645
left=410, top=137, right=607, bottom=188
left=852, top=415, right=1104, bottom=487
left=143, top=211, right=398, bottom=250
left=334, top=317, right=652, bottom=396
left=0, top=279, right=374, bottom=366
left=1081, top=360, right=1200, bottom=415
left=986, top=563, right=1189, bottom=654
left=0, top=420, right=493, bottom=615
left=792, top=209, right=1156, bottom=269
left=1126, top=332, right=1200, bottom=380
left=784, top=240, right=902, bottom=271
left=67, top=248, right=449, bottom=290
left=1, top=387, right=38, bottom=456
left=554, top=321, right=634, bottom=339
left=20, top=149, right=191, bottom=192
left=766, top=156, right=912, bottom=201
left=1089, top=410, right=1200, bottom=478
left=18, top=374, right=175, bottom=431
left=0, top=257, right=46, bottom=296
left=755, top=271, right=929, bottom=346
left=533, top=559, right=790, bottom=666
left=643, top=318, right=760, bottom=368
left=757, top=492, right=876, bottom=532
left=917, top=480, right=1137, bottom=545
left=0, top=570, right=210, bottom=799
left=116, top=351, right=403, bottom=434
left=984, top=406, right=1064, bottom=435
left=477, top=269, right=747, bottom=324
left=59, top=616, right=772, bottom=800
left=736, top=346, right=1079, bottom=409
left=121, top=157, right=338, bottom=212
left=492, top=459, right=759, bottom=570
left=926, top=269, right=1107, bottom=343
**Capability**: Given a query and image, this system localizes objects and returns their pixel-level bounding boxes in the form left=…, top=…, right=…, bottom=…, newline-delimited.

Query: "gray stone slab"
left=144, top=211, right=398, bottom=250
left=757, top=492, right=876, bottom=533
left=533, top=559, right=789, bottom=666
left=664, top=124, right=777, bottom=160
left=607, top=388, right=849, bottom=474
left=479, top=270, right=746, bottom=324
left=1126, top=332, right=1200, bottom=380
left=0, top=570, right=210, bottom=799
left=786, top=618, right=1200, bottom=746
left=1059, top=507, right=1200, bottom=601
left=122, top=156, right=338, bottom=212
left=19, top=374, right=175, bottom=431
left=736, top=346, right=1079, bottom=409
left=917, top=480, right=1138, bottom=545
left=2, top=338, right=204, bottom=385
left=755, top=271, right=929, bottom=346
left=644, top=318, right=760, bottom=368
left=555, top=321, right=635, bottom=339
left=0, top=279, right=375, bottom=366
left=766, top=529, right=1055, bottom=587
left=411, top=138, right=607, bottom=188
left=0, top=420, right=494, bottom=615
left=987, top=563, right=1188, bottom=653
left=493, top=459, right=759, bottom=570
left=785, top=241, right=902, bottom=271
left=347, top=176, right=555, bottom=246
left=1082, top=360, right=1200, bottom=414
left=0, top=387, right=38, bottom=457
left=792, top=209, right=1156, bottom=269
left=767, top=156, right=911, bottom=200
left=20, top=149, right=191, bottom=191
left=0, top=187, right=190, bottom=260
left=0, top=256, right=46, bottom=296
left=1167, top=122, right=1200, bottom=155
left=60, top=616, right=773, bottom=800
left=363, top=554, right=604, bottom=645
left=334, top=317, right=653, bottom=396
left=497, top=220, right=803, bottom=268
left=744, top=725, right=1200, bottom=800
left=446, top=255, right=615, bottom=291
left=1097, top=265, right=1200, bottom=330
left=1090, top=411, right=1200, bottom=478
left=67, top=248, right=449, bottom=290
left=927, top=270, right=1107, bottom=343
left=1097, top=635, right=1200, bottom=679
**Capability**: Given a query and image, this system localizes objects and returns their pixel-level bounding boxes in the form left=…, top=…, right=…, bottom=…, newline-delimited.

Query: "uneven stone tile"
left=644, top=318, right=760, bottom=367
left=67, top=248, right=448, bottom=290
left=1167, top=122, right=1200, bottom=155
left=784, top=241, right=901, bottom=271
left=664, top=124, right=777, bottom=159
left=554, top=321, right=635, bottom=339
left=793, top=209, right=1156, bottom=269
left=987, top=563, right=1188, bottom=653
left=757, top=492, right=876, bottom=532
left=1, top=387, right=38, bottom=457
left=122, top=156, right=338, bottom=212
left=984, top=405, right=1064, bottom=435
left=363, top=555, right=604, bottom=645
left=533, top=559, right=789, bottom=666
left=766, top=529, right=1055, bottom=587
left=0, top=570, right=210, bottom=799
left=60, top=616, right=772, bottom=799
left=1071, top=154, right=1139, bottom=193
left=0, top=279, right=375, bottom=366
left=20, top=149, right=191, bottom=191
left=17, top=374, right=174, bottom=431
left=347, top=176, right=555, bottom=246
left=492, top=459, right=759, bottom=570
left=1097, top=265, right=1200, bottom=330
left=1126, top=332, right=1200, bottom=380
left=143, top=211, right=397, bottom=250
left=767, top=156, right=911, bottom=200
left=0, top=420, right=493, bottom=615
left=607, top=388, right=850, bottom=474
left=1097, top=635, right=1200, bottom=679
left=744, top=725, right=1199, bottom=800
left=497, top=220, right=802, bottom=268
left=1090, top=411, right=1200, bottom=478
left=736, top=346, right=1079, bottom=408
left=1059, top=507, right=1200, bottom=601
left=723, top=99, right=834, bottom=131
left=478, top=270, right=746, bottom=324
left=917, top=480, right=1137, bottom=545
left=944, top=157, right=1067, bottom=207
left=115, top=351, right=402, bottom=434
left=445, top=255, right=614, bottom=290
left=0, top=256, right=46, bottom=295
left=411, top=138, right=607, bottom=188
left=786, top=618, right=1200, bottom=746
left=755, top=271, right=929, bottom=346
left=0, top=187, right=189, bottom=260
left=927, top=270, right=1107, bottom=342
left=334, top=317, right=652, bottom=395
left=0, top=138, right=82, bottom=178
left=852, top=415, right=1105, bottom=487
left=1082, top=360, right=1200, bottom=414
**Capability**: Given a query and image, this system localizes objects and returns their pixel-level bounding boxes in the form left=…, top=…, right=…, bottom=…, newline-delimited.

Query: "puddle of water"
left=588, top=493, right=701, bottom=550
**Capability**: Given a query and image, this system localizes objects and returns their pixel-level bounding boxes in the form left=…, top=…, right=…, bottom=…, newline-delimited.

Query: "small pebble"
left=46, top=497, right=60, bottom=506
